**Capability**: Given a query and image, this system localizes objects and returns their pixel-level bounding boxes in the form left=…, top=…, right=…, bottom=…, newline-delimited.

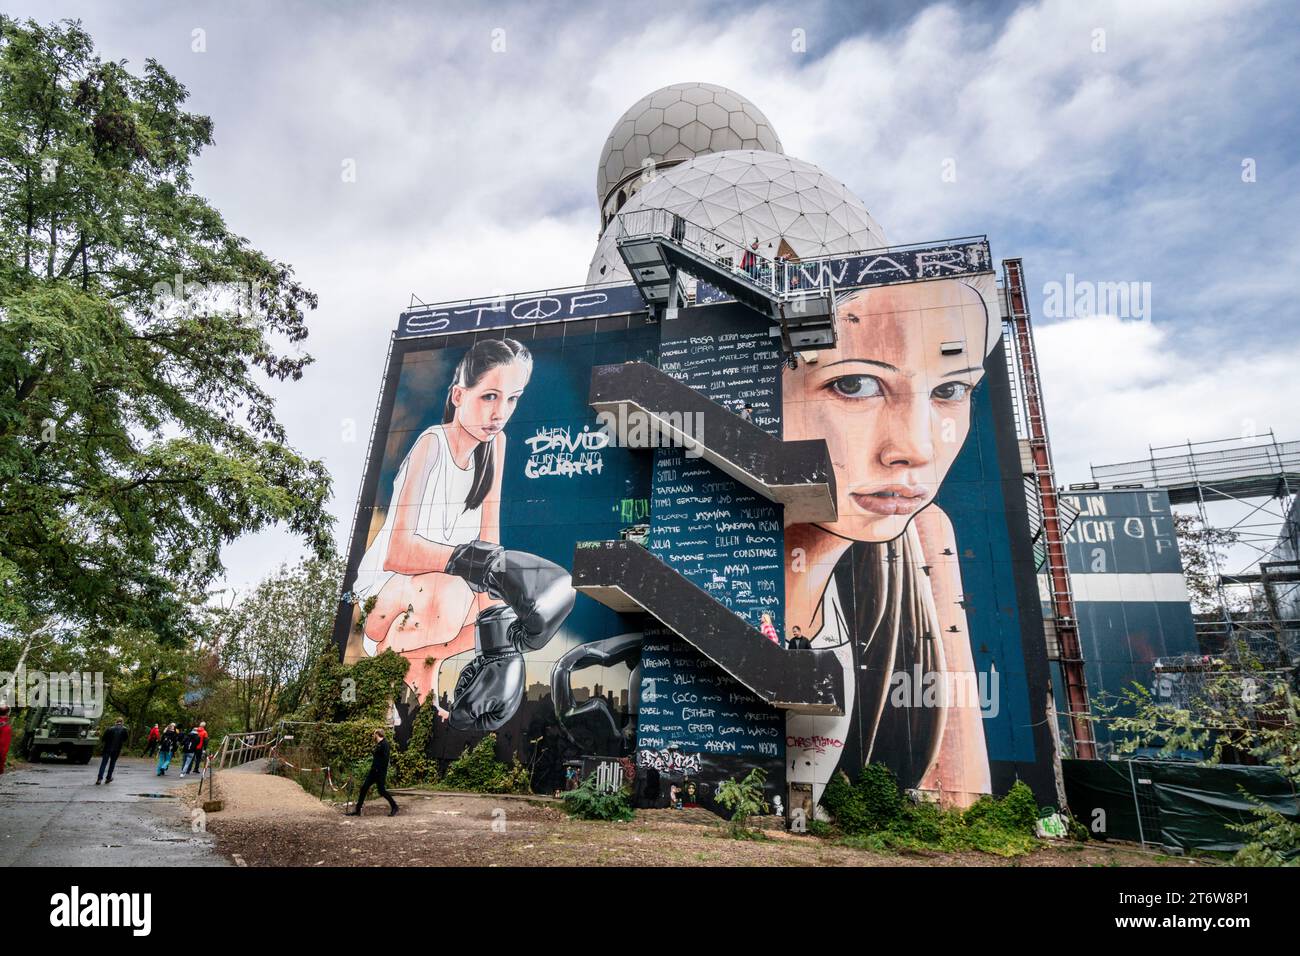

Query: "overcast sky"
left=12, top=0, right=1299, bottom=593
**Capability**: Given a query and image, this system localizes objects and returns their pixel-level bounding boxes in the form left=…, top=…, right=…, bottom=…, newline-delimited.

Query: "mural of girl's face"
left=782, top=279, right=989, bottom=543
left=451, top=360, right=531, bottom=443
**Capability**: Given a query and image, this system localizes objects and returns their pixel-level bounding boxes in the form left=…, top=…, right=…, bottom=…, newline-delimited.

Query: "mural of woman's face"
left=451, top=360, right=531, bottom=443
left=782, top=279, right=989, bottom=543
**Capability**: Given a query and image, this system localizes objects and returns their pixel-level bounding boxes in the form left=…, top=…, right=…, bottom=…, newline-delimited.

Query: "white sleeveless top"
left=416, top=425, right=484, bottom=546
left=350, top=424, right=487, bottom=616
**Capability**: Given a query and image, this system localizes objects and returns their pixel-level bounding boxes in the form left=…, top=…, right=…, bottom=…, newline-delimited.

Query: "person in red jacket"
left=0, top=705, right=12, bottom=775
left=194, top=721, right=208, bottom=773
left=145, top=724, right=160, bottom=757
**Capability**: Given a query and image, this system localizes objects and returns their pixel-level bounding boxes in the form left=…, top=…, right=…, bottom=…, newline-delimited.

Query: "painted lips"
left=850, top=486, right=930, bottom=516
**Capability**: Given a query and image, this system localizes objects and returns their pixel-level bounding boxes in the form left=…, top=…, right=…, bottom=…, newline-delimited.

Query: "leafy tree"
left=87, top=626, right=194, bottom=743
left=0, top=17, right=332, bottom=643
left=1104, top=648, right=1299, bottom=865
left=213, top=555, right=343, bottom=731
left=0, top=620, right=198, bottom=745
left=1173, top=512, right=1241, bottom=614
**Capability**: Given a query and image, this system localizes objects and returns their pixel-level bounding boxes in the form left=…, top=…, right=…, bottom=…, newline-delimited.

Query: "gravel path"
left=199, top=771, right=1206, bottom=868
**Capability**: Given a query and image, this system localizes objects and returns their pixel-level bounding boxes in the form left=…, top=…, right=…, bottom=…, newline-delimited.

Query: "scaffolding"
left=1092, top=433, right=1300, bottom=671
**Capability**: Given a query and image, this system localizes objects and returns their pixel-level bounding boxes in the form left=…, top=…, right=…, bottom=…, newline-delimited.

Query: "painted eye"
left=482, top=391, right=499, bottom=402
left=828, top=375, right=883, bottom=399
left=932, top=381, right=970, bottom=402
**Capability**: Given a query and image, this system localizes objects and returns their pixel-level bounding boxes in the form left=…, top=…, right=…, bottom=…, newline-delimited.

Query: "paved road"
left=0, top=757, right=230, bottom=866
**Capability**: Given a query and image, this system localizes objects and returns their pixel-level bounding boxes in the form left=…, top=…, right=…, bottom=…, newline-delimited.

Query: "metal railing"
left=1092, top=434, right=1300, bottom=489
left=214, top=727, right=280, bottom=770
left=616, top=208, right=819, bottom=299
left=618, top=210, right=989, bottom=305
left=196, top=753, right=215, bottom=800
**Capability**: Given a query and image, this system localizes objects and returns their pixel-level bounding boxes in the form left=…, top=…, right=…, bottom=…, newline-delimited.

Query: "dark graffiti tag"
left=636, top=749, right=702, bottom=774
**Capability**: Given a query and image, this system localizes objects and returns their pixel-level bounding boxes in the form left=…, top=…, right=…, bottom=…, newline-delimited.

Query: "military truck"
left=19, top=706, right=98, bottom=764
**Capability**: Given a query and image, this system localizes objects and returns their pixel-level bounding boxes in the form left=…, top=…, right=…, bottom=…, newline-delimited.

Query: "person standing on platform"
left=741, top=238, right=759, bottom=280
left=760, top=612, right=780, bottom=644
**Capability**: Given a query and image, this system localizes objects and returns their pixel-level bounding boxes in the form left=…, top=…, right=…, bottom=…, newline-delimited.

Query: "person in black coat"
left=156, top=723, right=180, bottom=776
left=348, top=729, right=398, bottom=817
left=179, top=727, right=201, bottom=776
left=96, top=718, right=129, bottom=784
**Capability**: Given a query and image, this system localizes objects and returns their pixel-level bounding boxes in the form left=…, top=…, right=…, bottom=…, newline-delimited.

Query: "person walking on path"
left=145, top=723, right=160, bottom=757
left=156, top=723, right=179, bottom=776
left=0, top=705, right=11, bottom=775
left=194, top=721, right=208, bottom=774
left=96, top=718, right=129, bottom=785
left=179, top=726, right=200, bottom=776
left=348, top=729, right=398, bottom=817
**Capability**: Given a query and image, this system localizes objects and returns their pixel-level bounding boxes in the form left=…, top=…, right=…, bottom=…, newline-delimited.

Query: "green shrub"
left=294, top=647, right=408, bottom=724
left=996, top=780, right=1040, bottom=833
left=805, top=819, right=832, bottom=838
left=1066, top=814, right=1091, bottom=843
left=821, top=770, right=869, bottom=833
left=494, top=756, right=533, bottom=794
left=385, top=701, right=440, bottom=788
left=298, top=720, right=384, bottom=774
left=820, top=767, right=1044, bottom=857
left=821, top=764, right=904, bottom=834
left=389, top=745, right=438, bottom=788
left=857, top=763, right=904, bottom=829
left=441, top=734, right=531, bottom=794
left=715, top=768, right=771, bottom=838
left=899, top=799, right=944, bottom=843
left=561, top=773, right=636, bottom=822
left=1231, top=803, right=1300, bottom=866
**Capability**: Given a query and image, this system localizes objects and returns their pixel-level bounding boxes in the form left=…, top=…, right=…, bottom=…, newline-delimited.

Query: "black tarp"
left=1063, top=758, right=1299, bottom=853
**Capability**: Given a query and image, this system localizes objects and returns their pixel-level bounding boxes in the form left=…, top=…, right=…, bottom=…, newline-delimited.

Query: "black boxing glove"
left=443, top=540, right=505, bottom=594
left=447, top=543, right=577, bottom=652
left=552, top=632, right=643, bottom=749
left=492, top=551, right=577, bottom=652
left=448, top=605, right=526, bottom=733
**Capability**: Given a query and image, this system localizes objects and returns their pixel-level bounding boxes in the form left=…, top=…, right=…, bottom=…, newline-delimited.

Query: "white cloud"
left=1035, top=313, right=1300, bottom=484
left=10, top=0, right=1297, bottom=593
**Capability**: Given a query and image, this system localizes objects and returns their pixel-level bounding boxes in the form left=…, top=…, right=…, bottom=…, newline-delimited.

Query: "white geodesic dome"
left=586, top=150, right=889, bottom=286
left=596, top=83, right=783, bottom=228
